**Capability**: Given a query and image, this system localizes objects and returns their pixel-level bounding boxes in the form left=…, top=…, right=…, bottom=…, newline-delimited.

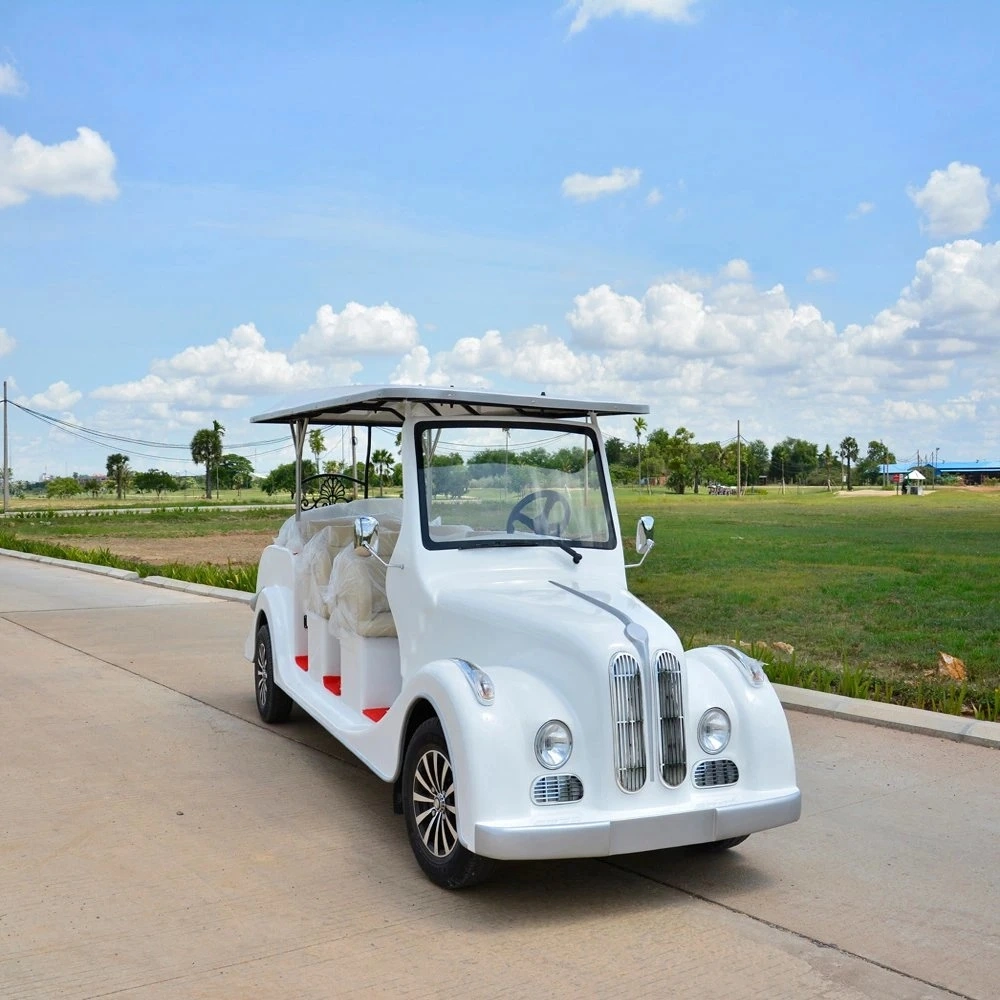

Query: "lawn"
left=618, top=486, right=999, bottom=712
left=2, top=485, right=997, bottom=718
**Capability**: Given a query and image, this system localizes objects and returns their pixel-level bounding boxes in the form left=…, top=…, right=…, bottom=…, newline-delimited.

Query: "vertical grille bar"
left=610, top=652, right=646, bottom=792
left=655, top=650, right=687, bottom=786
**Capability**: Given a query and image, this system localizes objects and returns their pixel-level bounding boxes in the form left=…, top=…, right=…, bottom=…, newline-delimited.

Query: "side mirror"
left=626, top=514, right=655, bottom=570
left=354, top=515, right=380, bottom=556
left=636, top=514, right=654, bottom=554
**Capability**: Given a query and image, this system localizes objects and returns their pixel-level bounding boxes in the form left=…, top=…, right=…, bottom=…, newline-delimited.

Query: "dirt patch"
left=44, top=530, right=276, bottom=567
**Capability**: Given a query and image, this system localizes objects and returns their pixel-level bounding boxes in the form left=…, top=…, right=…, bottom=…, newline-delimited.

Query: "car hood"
left=433, top=577, right=681, bottom=665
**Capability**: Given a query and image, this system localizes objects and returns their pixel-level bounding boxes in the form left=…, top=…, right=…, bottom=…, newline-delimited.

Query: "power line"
left=11, top=401, right=290, bottom=466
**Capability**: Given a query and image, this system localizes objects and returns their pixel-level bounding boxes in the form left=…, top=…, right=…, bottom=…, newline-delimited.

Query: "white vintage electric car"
left=246, top=386, right=800, bottom=888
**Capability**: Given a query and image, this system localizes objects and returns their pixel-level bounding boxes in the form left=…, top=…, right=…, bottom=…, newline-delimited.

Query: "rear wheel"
left=402, top=718, right=496, bottom=889
left=254, top=621, right=293, bottom=723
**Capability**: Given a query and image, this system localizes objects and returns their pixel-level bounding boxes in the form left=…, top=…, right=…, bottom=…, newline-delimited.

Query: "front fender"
left=390, top=660, right=578, bottom=854
left=685, top=645, right=798, bottom=790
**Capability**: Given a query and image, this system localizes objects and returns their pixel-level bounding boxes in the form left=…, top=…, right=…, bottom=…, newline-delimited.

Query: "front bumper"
left=474, top=788, right=801, bottom=861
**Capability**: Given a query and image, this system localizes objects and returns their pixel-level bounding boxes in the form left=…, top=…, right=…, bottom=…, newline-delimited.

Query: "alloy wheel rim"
left=412, top=748, right=458, bottom=858
left=255, top=640, right=268, bottom=706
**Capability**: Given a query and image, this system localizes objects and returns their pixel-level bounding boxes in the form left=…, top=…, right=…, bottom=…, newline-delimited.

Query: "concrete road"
left=1, top=556, right=997, bottom=1000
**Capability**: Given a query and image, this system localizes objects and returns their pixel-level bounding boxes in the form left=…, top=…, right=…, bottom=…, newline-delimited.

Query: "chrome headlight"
left=535, top=720, right=572, bottom=769
left=697, top=708, right=731, bottom=755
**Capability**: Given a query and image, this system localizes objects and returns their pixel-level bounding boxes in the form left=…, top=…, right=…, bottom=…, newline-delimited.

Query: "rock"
left=937, top=651, right=967, bottom=681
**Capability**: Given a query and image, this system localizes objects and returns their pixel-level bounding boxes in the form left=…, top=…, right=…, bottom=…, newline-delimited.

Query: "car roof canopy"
left=251, top=385, right=649, bottom=427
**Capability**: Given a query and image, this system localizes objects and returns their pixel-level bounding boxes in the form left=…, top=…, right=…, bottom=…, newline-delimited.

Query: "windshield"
left=416, top=421, right=616, bottom=551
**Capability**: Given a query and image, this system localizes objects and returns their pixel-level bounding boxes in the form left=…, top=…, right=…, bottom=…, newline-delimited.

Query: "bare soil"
left=52, top=530, right=276, bottom=566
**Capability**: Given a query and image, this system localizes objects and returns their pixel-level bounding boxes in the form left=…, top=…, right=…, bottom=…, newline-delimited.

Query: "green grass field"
left=2, top=486, right=997, bottom=719
left=618, top=486, right=999, bottom=715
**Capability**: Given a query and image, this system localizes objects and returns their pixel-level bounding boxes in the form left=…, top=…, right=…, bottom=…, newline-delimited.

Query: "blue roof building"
left=881, top=460, right=1000, bottom=484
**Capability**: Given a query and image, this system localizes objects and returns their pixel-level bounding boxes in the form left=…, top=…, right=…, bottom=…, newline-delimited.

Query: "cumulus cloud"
left=0, top=126, right=119, bottom=208
left=94, top=322, right=343, bottom=414
left=24, top=381, right=82, bottom=410
left=0, top=326, right=15, bottom=357
left=845, top=240, right=1000, bottom=361
left=566, top=0, right=699, bottom=34
left=561, top=166, right=641, bottom=202
left=566, top=277, right=841, bottom=379
left=908, top=162, right=994, bottom=237
left=807, top=267, right=836, bottom=283
left=848, top=201, right=874, bottom=220
left=0, top=63, right=27, bottom=96
left=294, top=301, right=419, bottom=358
left=390, top=326, right=605, bottom=390
left=720, top=258, right=751, bottom=281
left=645, top=187, right=663, bottom=206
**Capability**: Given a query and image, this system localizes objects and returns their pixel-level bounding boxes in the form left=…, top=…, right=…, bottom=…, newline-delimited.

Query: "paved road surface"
left=1, top=556, right=997, bottom=999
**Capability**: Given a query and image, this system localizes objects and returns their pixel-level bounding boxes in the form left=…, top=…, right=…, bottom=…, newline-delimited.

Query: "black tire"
left=402, top=718, right=496, bottom=889
left=254, top=621, right=293, bottom=724
left=699, top=835, right=749, bottom=851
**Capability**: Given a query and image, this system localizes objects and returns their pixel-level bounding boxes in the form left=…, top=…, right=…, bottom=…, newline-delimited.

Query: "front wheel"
left=699, top=835, right=749, bottom=851
left=254, top=621, right=293, bottom=723
left=402, top=718, right=496, bottom=889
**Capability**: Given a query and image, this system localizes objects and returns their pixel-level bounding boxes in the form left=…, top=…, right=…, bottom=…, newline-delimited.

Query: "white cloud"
left=294, top=301, right=419, bottom=358
left=390, top=326, right=603, bottom=390
left=721, top=258, right=751, bottom=281
left=94, top=322, right=343, bottom=415
left=848, top=201, right=874, bottom=220
left=0, top=326, right=15, bottom=357
left=645, top=187, right=663, bottom=206
left=0, top=126, right=118, bottom=208
left=566, top=0, right=699, bottom=34
left=907, top=162, right=994, bottom=237
left=807, top=266, right=836, bottom=283
left=0, top=63, right=27, bottom=96
left=845, top=240, right=1000, bottom=360
left=561, top=166, right=641, bottom=202
left=25, top=381, right=82, bottom=410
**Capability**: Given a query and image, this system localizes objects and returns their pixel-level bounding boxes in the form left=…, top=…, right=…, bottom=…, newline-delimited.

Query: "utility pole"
left=2, top=380, right=8, bottom=513
left=736, top=420, right=741, bottom=497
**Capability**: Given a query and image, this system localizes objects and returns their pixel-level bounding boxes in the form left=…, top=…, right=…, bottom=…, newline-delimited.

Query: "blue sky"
left=2, top=0, right=999, bottom=479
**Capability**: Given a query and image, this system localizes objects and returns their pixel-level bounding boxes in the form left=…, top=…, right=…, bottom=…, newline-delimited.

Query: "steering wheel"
left=506, top=489, right=571, bottom=537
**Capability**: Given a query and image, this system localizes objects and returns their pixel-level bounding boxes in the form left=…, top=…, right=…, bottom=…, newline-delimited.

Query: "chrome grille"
left=655, top=650, right=687, bottom=786
left=693, top=759, right=739, bottom=787
left=610, top=651, right=646, bottom=792
left=531, top=774, right=584, bottom=805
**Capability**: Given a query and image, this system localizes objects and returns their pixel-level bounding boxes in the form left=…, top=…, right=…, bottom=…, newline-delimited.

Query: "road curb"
left=3, top=547, right=997, bottom=749
left=775, top=683, right=1000, bottom=749
left=0, top=546, right=140, bottom=581
left=142, top=575, right=253, bottom=605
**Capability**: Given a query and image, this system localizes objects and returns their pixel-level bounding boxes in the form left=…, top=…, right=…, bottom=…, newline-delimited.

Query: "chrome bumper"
left=474, top=789, right=801, bottom=861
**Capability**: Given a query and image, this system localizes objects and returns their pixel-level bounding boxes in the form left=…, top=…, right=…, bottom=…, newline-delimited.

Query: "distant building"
left=881, top=460, right=1000, bottom=485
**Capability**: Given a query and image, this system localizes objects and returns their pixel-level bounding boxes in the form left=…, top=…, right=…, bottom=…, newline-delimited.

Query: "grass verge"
left=0, top=532, right=256, bottom=593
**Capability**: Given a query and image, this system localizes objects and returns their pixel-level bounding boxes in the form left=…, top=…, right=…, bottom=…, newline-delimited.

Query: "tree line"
left=32, top=420, right=900, bottom=501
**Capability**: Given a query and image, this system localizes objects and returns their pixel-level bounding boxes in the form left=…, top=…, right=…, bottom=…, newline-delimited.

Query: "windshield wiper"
left=557, top=541, right=582, bottom=564
left=457, top=537, right=582, bottom=562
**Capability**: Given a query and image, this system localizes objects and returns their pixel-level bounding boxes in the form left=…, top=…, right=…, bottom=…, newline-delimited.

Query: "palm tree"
left=371, top=449, right=394, bottom=496
left=191, top=420, right=225, bottom=499
left=105, top=453, right=130, bottom=500
left=308, top=428, right=325, bottom=473
left=839, top=436, right=859, bottom=491
left=633, top=416, right=648, bottom=490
